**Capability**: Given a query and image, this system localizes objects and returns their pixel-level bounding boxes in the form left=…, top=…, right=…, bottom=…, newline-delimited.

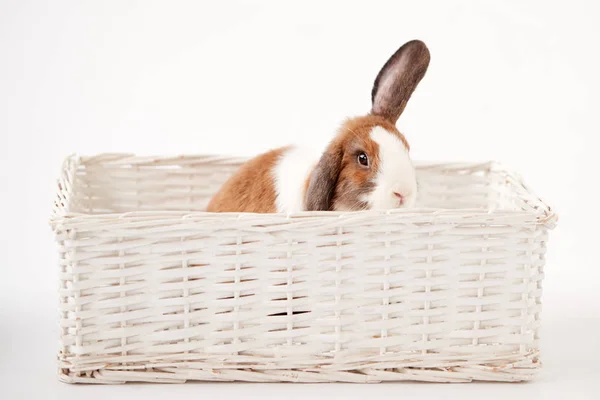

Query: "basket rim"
left=49, top=153, right=557, bottom=229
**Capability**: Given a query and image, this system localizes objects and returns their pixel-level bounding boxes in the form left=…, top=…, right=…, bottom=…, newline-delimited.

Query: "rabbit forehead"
left=370, top=125, right=411, bottom=173
left=340, top=114, right=409, bottom=150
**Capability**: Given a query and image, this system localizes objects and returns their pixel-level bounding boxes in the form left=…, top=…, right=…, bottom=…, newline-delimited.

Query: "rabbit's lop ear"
left=305, top=145, right=343, bottom=211
left=371, top=40, right=430, bottom=124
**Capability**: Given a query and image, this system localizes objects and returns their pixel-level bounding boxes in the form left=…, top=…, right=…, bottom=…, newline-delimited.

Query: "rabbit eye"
left=357, top=152, right=369, bottom=167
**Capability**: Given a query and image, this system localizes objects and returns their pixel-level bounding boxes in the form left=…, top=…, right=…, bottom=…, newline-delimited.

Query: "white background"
left=1, top=0, right=599, bottom=398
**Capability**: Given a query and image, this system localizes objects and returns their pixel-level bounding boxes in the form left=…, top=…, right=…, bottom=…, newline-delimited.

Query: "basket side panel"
left=57, top=212, right=547, bottom=383
left=415, top=163, right=498, bottom=209
left=70, top=155, right=244, bottom=213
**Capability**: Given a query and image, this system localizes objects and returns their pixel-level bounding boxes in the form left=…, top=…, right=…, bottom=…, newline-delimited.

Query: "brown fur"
left=206, top=147, right=288, bottom=213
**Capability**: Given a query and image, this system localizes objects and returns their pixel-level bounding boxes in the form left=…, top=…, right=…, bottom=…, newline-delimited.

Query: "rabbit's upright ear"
left=371, top=40, right=430, bottom=124
left=305, top=143, right=343, bottom=211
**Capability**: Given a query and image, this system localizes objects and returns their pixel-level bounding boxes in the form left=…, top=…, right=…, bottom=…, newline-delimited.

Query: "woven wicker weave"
left=50, top=154, right=556, bottom=383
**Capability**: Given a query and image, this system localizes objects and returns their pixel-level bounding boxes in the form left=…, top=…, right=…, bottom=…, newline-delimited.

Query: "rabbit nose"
left=393, top=192, right=404, bottom=203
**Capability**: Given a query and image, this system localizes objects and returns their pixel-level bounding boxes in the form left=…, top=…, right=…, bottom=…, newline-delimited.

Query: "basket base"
left=58, top=354, right=540, bottom=384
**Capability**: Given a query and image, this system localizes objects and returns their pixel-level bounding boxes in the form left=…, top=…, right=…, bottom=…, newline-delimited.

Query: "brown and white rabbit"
left=207, top=40, right=430, bottom=213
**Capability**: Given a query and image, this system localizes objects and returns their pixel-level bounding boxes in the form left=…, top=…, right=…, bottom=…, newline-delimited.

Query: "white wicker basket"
left=50, top=154, right=556, bottom=384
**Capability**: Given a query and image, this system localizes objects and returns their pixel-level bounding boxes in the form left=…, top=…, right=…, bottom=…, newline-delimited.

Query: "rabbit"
left=207, top=39, right=430, bottom=213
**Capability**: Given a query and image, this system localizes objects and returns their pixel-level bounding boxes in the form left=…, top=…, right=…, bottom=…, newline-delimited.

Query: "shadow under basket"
left=50, top=154, right=557, bottom=384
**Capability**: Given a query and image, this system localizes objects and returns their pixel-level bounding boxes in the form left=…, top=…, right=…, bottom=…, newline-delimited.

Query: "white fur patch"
left=273, top=146, right=320, bottom=214
left=366, top=126, right=417, bottom=209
